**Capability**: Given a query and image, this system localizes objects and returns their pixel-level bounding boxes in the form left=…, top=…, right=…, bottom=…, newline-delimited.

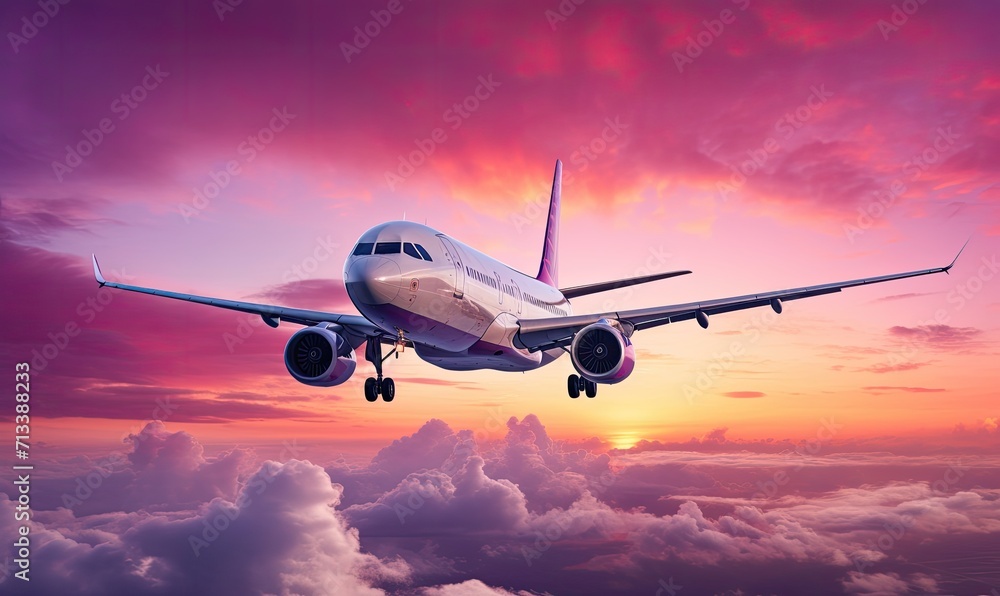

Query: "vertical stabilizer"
left=535, top=160, right=561, bottom=287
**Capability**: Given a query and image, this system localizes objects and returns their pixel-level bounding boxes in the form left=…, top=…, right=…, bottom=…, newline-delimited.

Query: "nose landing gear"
left=364, top=337, right=398, bottom=402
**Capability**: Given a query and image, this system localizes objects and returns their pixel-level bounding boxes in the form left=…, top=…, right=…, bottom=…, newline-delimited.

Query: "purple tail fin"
left=536, top=160, right=561, bottom=288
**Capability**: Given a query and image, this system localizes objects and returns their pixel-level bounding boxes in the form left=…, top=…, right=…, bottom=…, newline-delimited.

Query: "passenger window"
left=352, top=242, right=374, bottom=256
left=374, top=242, right=402, bottom=254
left=404, top=243, right=422, bottom=259
left=414, top=244, right=432, bottom=261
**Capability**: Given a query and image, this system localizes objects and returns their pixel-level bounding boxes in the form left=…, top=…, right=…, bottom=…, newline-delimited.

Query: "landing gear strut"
left=364, top=338, right=396, bottom=402
left=567, top=374, right=597, bottom=399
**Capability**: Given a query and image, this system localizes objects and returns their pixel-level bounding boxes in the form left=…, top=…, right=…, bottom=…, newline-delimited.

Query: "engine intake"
left=284, top=324, right=357, bottom=387
left=570, top=319, right=635, bottom=384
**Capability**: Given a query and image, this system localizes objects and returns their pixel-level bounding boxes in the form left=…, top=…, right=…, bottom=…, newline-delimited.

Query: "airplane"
left=91, top=160, right=966, bottom=402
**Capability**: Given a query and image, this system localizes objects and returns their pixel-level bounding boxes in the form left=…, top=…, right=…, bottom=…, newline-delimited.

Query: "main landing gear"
left=364, top=337, right=397, bottom=402
left=567, top=374, right=597, bottom=399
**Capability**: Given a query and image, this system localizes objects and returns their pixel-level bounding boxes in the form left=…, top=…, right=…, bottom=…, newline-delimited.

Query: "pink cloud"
left=862, top=386, right=945, bottom=393
left=887, top=324, right=985, bottom=350
left=723, top=391, right=766, bottom=398
left=1, top=0, right=995, bottom=233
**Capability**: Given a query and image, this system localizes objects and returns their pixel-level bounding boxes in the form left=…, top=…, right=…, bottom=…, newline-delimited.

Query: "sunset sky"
left=2, top=0, right=999, bottom=594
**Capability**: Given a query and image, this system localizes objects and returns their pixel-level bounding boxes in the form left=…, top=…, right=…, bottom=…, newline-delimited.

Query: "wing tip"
left=943, top=236, right=971, bottom=272
left=92, top=254, right=107, bottom=286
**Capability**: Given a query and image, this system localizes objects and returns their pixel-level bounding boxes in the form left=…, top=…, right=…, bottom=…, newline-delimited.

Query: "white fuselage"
left=343, top=221, right=570, bottom=371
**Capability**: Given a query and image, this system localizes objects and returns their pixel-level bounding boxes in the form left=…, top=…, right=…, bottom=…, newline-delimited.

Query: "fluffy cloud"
left=483, top=414, right=614, bottom=512
left=124, top=459, right=409, bottom=595
left=840, top=571, right=938, bottom=595
left=345, top=452, right=530, bottom=537
left=326, top=418, right=460, bottom=507
left=1, top=458, right=406, bottom=595
left=24, top=422, right=249, bottom=515
left=3, top=415, right=1000, bottom=594
left=421, top=579, right=529, bottom=595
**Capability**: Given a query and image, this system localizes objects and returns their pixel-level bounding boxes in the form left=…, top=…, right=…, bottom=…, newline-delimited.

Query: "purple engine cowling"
left=570, top=320, right=635, bottom=384
left=283, top=324, right=357, bottom=387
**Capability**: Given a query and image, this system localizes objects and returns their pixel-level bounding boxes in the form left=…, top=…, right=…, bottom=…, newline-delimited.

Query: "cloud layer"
left=3, top=415, right=999, bottom=594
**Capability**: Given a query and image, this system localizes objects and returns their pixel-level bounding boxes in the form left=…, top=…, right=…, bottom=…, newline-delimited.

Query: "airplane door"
left=437, top=235, right=466, bottom=299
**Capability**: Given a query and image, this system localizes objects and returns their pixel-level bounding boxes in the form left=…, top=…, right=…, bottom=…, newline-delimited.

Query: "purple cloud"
left=4, top=415, right=999, bottom=594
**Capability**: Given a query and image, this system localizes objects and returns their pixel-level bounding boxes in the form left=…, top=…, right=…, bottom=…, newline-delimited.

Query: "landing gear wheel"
left=364, top=378, right=378, bottom=402
left=585, top=379, right=597, bottom=398
left=381, top=377, right=395, bottom=402
left=568, top=374, right=580, bottom=398
left=364, top=337, right=400, bottom=403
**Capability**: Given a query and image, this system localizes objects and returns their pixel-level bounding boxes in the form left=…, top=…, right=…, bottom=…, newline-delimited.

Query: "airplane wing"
left=91, top=255, right=391, bottom=346
left=515, top=245, right=968, bottom=352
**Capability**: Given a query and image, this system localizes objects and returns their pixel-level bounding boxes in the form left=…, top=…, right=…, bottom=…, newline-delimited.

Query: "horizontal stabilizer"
left=559, top=270, right=692, bottom=299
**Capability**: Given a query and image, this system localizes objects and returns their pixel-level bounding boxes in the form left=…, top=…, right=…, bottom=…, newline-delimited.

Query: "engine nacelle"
left=570, top=319, right=635, bottom=384
left=283, top=324, right=357, bottom=387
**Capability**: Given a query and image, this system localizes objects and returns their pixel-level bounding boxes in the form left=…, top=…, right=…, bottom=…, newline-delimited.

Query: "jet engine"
left=570, top=319, right=635, bottom=384
left=283, top=324, right=357, bottom=387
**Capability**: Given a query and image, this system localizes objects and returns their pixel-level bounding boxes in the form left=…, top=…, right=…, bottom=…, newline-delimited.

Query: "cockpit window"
left=414, top=244, right=432, bottom=261
left=403, top=242, right=422, bottom=259
left=374, top=242, right=402, bottom=255
left=352, top=242, right=374, bottom=256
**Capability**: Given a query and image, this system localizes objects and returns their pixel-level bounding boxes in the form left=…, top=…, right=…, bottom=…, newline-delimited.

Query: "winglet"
left=943, top=237, right=971, bottom=273
left=92, top=254, right=107, bottom=286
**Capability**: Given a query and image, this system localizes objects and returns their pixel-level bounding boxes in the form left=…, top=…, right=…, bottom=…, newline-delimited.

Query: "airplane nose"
left=346, top=257, right=401, bottom=305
